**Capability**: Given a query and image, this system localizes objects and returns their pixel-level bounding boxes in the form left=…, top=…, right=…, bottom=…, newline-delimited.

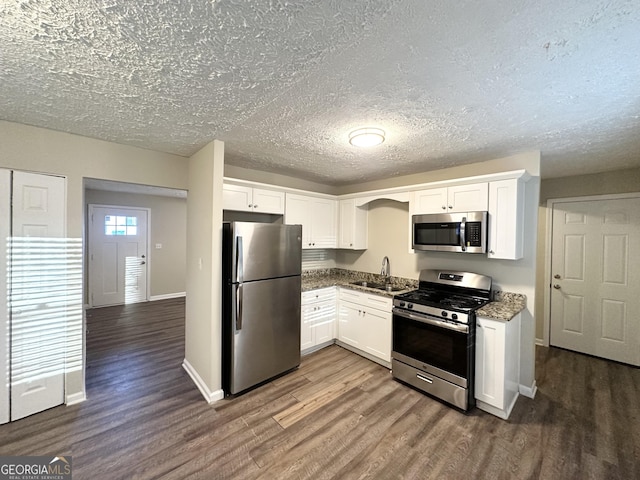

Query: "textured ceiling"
left=1, top=0, right=639, bottom=186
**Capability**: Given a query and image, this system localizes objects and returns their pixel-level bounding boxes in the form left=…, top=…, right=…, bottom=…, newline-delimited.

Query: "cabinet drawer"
left=302, top=287, right=336, bottom=304
left=338, top=287, right=364, bottom=303
left=363, top=293, right=392, bottom=312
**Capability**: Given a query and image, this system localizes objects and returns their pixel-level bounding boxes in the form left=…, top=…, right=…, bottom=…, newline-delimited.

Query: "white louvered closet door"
left=10, top=171, right=67, bottom=421
left=0, top=169, right=10, bottom=424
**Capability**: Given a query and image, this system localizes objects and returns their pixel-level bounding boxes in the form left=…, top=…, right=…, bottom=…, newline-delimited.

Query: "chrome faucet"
left=381, top=256, right=390, bottom=282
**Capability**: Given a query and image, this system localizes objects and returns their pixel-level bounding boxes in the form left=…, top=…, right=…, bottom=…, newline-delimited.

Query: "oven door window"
left=393, top=314, right=469, bottom=379
left=414, top=222, right=460, bottom=246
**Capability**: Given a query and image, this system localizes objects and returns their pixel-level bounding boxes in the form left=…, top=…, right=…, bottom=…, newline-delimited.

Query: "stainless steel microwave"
left=412, top=211, right=488, bottom=253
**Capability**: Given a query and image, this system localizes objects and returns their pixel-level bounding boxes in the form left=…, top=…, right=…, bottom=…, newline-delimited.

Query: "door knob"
left=553, top=284, right=561, bottom=289
left=554, top=274, right=560, bottom=279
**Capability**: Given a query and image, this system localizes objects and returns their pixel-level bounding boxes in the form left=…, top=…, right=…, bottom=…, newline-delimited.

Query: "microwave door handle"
left=460, top=217, right=466, bottom=252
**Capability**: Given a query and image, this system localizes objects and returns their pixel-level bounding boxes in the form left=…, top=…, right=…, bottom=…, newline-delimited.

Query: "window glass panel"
left=104, top=214, right=139, bottom=236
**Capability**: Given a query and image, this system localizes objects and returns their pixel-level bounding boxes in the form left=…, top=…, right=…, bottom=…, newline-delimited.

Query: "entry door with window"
left=550, top=197, right=640, bottom=365
left=89, top=206, right=149, bottom=307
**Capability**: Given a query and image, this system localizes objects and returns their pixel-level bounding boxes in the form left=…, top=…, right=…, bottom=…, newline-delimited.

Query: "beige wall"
left=185, top=140, right=224, bottom=400
left=224, top=164, right=336, bottom=194
left=335, top=151, right=541, bottom=195
left=85, top=189, right=187, bottom=298
left=535, top=166, right=640, bottom=340
left=0, top=120, right=189, bottom=403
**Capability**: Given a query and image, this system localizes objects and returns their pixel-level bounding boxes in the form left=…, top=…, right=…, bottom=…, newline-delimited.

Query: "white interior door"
left=89, top=205, right=148, bottom=307
left=0, top=169, right=10, bottom=424
left=10, top=171, right=66, bottom=421
left=550, top=197, right=640, bottom=365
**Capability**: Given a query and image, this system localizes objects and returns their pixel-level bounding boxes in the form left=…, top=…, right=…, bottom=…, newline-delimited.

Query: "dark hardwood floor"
left=1, top=297, right=639, bottom=479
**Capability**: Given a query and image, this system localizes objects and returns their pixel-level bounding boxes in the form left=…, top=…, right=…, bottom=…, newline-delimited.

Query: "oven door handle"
left=393, top=308, right=469, bottom=333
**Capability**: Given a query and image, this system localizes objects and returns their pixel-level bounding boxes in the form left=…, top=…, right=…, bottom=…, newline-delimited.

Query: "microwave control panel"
left=466, top=222, right=482, bottom=246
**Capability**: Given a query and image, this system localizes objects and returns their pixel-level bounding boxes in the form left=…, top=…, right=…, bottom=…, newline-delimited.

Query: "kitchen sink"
left=349, top=281, right=406, bottom=292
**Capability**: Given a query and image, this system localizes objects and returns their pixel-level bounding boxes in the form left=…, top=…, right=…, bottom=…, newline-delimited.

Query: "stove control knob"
left=451, top=313, right=458, bottom=321
left=441, top=311, right=448, bottom=317
left=407, top=303, right=414, bottom=309
left=399, top=301, right=406, bottom=308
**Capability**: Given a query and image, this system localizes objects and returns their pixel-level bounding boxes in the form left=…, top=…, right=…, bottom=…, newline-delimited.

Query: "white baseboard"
left=182, top=359, right=224, bottom=404
left=150, top=292, right=186, bottom=301
left=66, top=391, right=87, bottom=406
left=519, top=380, right=538, bottom=399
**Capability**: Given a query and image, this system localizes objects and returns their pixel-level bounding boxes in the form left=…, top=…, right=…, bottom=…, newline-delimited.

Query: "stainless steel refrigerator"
left=222, top=221, right=302, bottom=395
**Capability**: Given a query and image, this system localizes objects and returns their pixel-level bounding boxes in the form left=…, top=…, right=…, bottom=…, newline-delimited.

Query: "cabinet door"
left=300, top=303, right=316, bottom=351
left=285, top=194, right=313, bottom=248
left=339, top=199, right=368, bottom=250
left=314, top=300, right=336, bottom=344
left=338, top=199, right=355, bottom=248
left=488, top=179, right=524, bottom=260
left=413, top=188, right=448, bottom=214
left=311, top=198, right=337, bottom=248
left=338, top=301, right=363, bottom=348
left=361, top=308, right=391, bottom=362
left=475, top=317, right=506, bottom=408
left=223, top=184, right=253, bottom=212
left=447, top=183, right=488, bottom=212
left=252, top=188, right=285, bottom=215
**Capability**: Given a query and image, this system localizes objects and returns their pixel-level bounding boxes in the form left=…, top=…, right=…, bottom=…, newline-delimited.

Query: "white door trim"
left=543, top=192, right=640, bottom=347
left=88, top=204, right=151, bottom=307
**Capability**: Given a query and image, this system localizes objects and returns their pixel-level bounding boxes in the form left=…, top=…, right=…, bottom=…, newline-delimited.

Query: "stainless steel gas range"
left=391, top=269, right=492, bottom=412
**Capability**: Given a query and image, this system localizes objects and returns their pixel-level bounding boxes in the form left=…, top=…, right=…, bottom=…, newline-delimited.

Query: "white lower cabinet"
left=338, top=288, right=392, bottom=365
left=301, top=287, right=337, bottom=353
left=475, top=313, right=521, bottom=420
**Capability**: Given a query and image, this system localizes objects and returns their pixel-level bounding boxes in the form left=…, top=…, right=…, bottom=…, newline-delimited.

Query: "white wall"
left=85, top=189, right=187, bottom=298
left=0, top=120, right=189, bottom=403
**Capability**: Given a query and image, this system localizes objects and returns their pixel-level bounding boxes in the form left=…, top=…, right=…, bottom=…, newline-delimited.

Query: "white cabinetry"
left=338, top=199, right=368, bottom=249
left=338, top=288, right=392, bottom=365
left=488, top=178, right=525, bottom=260
left=301, top=287, right=336, bottom=353
left=475, top=313, right=521, bottom=420
left=285, top=193, right=337, bottom=249
left=223, top=183, right=285, bottom=214
left=413, top=183, right=488, bottom=214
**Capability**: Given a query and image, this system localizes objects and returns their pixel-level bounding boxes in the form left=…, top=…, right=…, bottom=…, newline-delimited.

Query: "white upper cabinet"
left=223, top=183, right=285, bottom=214
left=285, top=193, right=337, bottom=249
left=488, top=178, right=525, bottom=260
left=413, top=183, right=488, bottom=214
left=338, top=199, right=368, bottom=250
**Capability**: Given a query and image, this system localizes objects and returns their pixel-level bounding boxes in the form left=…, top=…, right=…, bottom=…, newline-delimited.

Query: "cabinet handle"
left=489, top=250, right=494, bottom=254
left=448, top=205, right=453, bottom=209
left=441, top=205, right=446, bottom=210
left=553, top=284, right=561, bottom=290
left=554, top=274, right=561, bottom=279
left=248, top=204, right=253, bottom=208
left=253, top=204, right=258, bottom=209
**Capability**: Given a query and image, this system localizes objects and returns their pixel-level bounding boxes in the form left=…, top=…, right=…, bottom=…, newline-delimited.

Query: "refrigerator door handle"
left=236, top=236, right=244, bottom=283
left=236, top=283, right=243, bottom=331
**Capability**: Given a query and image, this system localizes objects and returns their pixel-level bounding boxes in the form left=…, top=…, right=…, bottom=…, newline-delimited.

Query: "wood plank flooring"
left=1, top=297, right=639, bottom=479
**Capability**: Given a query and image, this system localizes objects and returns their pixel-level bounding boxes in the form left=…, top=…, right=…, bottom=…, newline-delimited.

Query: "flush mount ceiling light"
left=348, top=128, right=385, bottom=147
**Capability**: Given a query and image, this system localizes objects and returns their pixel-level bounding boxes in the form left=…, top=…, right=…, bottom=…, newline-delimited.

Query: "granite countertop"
left=476, top=291, right=527, bottom=322
left=302, top=268, right=417, bottom=298
left=303, top=269, right=526, bottom=319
